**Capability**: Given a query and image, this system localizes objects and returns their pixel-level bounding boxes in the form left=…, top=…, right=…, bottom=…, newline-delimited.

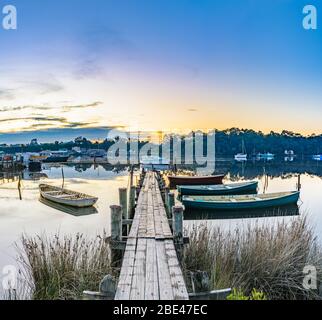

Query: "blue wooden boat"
left=181, top=191, right=300, bottom=210
left=177, top=181, right=258, bottom=196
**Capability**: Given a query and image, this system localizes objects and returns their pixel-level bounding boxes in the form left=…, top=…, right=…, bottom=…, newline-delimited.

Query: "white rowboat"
left=39, top=184, right=98, bottom=208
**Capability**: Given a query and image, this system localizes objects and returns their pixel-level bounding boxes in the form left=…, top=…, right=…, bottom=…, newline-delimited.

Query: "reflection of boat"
left=234, top=153, right=247, bottom=161
left=140, top=156, right=170, bottom=171
left=168, top=174, right=224, bottom=188
left=257, top=153, right=275, bottom=160
left=39, top=184, right=98, bottom=208
left=29, top=172, right=48, bottom=180
left=42, top=151, right=70, bottom=163
left=182, top=191, right=300, bottom=210
left=28, top=161, right=42, bottom=172
left=312, top=155, right=322, bottom=161
left=178, top=181, right=258, bottom=196
left=183, top=203, right=300, bottom=220
left=234, top=139, right=247, bottom=161
left=39, top=197, right=98, bottom=216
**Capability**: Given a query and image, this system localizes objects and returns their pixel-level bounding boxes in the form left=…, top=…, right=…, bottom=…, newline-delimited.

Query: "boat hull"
left=43, top=156, right=69, bottom=163
left=178, top=181, right=258, bottom=196
left=39, top=184, right=98, bottom=208
left=182, top=191, right=300, bottom=210
left=168, top=175, right=224, bottom=188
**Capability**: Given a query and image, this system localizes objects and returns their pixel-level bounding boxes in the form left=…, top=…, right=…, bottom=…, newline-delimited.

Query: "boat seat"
left=230, top=199, right=237, bottom=202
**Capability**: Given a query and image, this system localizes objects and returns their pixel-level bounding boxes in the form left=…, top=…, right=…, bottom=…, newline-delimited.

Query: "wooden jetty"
left=114, top=171, right=189, bottom=300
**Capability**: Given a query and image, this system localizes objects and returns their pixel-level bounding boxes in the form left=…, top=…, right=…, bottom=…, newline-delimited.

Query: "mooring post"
left=119, top=188, right=128, bottom=236
left=110, top=205, right=122, bottom=266
left=168, top=192, right=175, bottom=218
left=111, top=205, right=122, bottom=241
left=129, top=165, right=134, bottom=187
left=297, top=174, right=301, bottom=191
left=119, top=188, right=128, bottom=220
left=129, top=185, right=136, bottom=219
left=172, top=205, right=184, bottom=244
left=164, top=187, right=169, bottom=214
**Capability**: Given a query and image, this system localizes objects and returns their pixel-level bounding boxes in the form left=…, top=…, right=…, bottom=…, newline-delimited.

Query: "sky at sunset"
left=0, top=0, right=321, bottom=142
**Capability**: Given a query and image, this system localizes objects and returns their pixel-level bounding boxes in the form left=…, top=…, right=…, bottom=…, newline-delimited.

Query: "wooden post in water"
left=129, top=186, right=136, bottom=219
left=18, top=175, right=22, bottom=200
left=297, top=174, right=301, bottom=191
left=110, top=205, right=122, bottom=266
left=164, top=187, right=169, bottom=215
left=129, top=165, right=134, bottom=187
left=119, top=188, right=128, bottom=236
left=168, top=192, right=175, bottom=218
left=172, top=206, right=184, bottom=244
left=111, top=205, right=122, bottom=240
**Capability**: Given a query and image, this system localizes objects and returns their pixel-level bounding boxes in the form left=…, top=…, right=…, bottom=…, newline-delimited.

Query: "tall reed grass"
left=183, top=216, right=322, bottom=300
left=16, top=232, right=116, bottom=300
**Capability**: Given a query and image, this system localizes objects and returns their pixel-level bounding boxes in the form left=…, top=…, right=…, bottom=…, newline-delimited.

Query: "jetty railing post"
left=129, top=185, right=136, bottom=219
left=119, top=188, right=128, bottom=236
left=168, top=192, right=175, bottom=219
left=172, top=205, right=184, bottom=261
left=164, top=187, right=169, bottom=215
left=172, top=206, right=184, bottom=244
left=110, top=205, right=122, bottom=266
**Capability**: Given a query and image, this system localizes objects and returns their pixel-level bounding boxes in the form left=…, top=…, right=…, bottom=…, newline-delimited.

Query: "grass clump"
left=227, top=288, right=267, bottom=300
left=183, top=216, right=322, bottom=300
left=16, top=232, right=117, bottom=300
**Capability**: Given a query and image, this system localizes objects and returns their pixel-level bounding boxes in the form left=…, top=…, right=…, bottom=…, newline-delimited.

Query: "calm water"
left=1, top=158, right=322, bottom=290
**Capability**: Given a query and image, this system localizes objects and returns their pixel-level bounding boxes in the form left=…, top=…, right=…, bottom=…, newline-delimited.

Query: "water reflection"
left=184, top=203, right=300, bottom=220
left=39, top=197, right=98, bottom=217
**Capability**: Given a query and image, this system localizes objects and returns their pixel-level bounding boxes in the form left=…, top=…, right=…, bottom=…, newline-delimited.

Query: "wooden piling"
left=129, top=186, right=136, bottom=219
left=168, top=192, right=175, bottom=218
left=164, top=187, right=169, bottom=215
left=111, top=205, right=122, bottom=241
left=110, top=204, right=123, bottom=266
left=119, top=188, right=128, bottom=236
left=297, top=174, right=301, bottom=191
left=172, top=206, right=184, bottom=244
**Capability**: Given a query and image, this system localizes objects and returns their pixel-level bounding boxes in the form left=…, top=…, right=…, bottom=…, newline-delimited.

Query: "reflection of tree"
left=177, top=159, right=322, bottom=181
left=70, top=163, right=129, bottom=174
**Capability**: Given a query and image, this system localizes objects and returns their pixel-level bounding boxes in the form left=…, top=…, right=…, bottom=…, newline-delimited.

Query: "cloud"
left=61, top=101, right=103, bottom=112
left=0, top=116, right=99, bottom=132
left=187, top=108, right=198, bottom=112
left=0, top=89, right=16, bottom=101
left=0, top=101, right=103, bottom=113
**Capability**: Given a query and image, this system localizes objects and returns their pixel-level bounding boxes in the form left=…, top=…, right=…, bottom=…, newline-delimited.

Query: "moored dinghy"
left=182, top=191, right=300, bottom=210
left=39, top=184, right=98, bottom=208
left=168, top=174, right=225, bottom=188
left=178, top=181, right=258, bottom=196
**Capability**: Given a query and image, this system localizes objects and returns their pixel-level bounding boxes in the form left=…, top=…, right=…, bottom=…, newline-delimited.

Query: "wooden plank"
left=144, top=239, right=159, bottom=300
left=130, top=238, right=147, bottom=300
left=155, top=240, right=174, bottom=300
left=164, top=240, right=189, bottom=300
left=115, top=238, right=137, bottom=300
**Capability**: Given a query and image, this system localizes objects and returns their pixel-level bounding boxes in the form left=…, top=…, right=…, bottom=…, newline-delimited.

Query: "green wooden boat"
left=177, top=181, right=258, bottom=196
left=181, top=191, right=300, bottom=210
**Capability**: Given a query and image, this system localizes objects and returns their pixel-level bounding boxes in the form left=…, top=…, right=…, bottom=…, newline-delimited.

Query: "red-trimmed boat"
left=168, top=174, right=225, bottom=188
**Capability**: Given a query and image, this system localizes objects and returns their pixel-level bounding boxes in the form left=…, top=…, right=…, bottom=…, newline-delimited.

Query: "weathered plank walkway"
left=115, top=171, right=189, bottom=300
